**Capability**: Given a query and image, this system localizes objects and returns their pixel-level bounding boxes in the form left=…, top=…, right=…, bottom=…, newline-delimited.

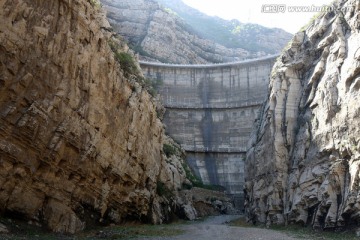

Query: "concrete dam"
left=140, top=55, right=277, bottom=209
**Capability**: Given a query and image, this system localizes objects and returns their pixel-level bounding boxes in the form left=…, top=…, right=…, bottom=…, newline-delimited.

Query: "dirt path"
left=135, top=215, right=298, bottom=240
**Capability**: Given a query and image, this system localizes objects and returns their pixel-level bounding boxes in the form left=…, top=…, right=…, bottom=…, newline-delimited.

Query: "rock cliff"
left=155, top=0, right=292, bottom=56
left=0, top=0, right=196, bottom=233
left=245, top=0, right=360, bottom=230
left=101, top=0, right=289, bottom=64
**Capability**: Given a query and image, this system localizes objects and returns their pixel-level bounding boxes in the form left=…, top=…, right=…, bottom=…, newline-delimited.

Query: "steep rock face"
left=245, top=0, right=360, bottom=229
left=156, top=0, right=292, bottom=56
left=101, top=0, right=255, bottom=64
left=0, top=0, right=194, bottom=233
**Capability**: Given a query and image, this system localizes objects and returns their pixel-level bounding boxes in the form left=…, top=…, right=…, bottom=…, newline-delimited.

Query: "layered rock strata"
left=101, top=0, right=257, bottom=64
left=245, top=0, right=360, bottom=229
left=0, top=0, right=196, bottom=233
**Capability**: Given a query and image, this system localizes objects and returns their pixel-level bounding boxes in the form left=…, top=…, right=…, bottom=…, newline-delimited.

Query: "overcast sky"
left=182, top=0, right=333, bottom=33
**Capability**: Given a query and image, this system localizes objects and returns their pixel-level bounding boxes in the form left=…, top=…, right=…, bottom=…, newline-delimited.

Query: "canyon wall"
left=245, top=0, right=360, bottom=229
left=141, top=56, right=277, bottom=208
left=0, top=0, right=196, bottom=233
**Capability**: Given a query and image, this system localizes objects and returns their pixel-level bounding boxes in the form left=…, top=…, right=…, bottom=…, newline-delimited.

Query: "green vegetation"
left=131, top=44, right=149, bottom=56
left=270, top=224, right=359, bottom=240
left=156, top=181, right=174, bottom=199
left=0, top=216, right=184, bottom=239
left=0, top=216, right=70, bottom=240
left=181, top=162, right=224, bottom=191
left=299, top=11, right=325, bottom=32
left=114, top=52, right=138, bottom=77
left=163, top=143, right=177, bottom=157
left=89, top=0, right=101, bottom=8
left=182, top=162, right=202, bottom=188
left=230, top=216, right=359, bottom=240
left=156, top=0, right=291, bottom=54
left=92, top=224, right=184, bottom=239
left=231, top=25, right=242, bottom=35
left=163, top=7, right=178, bottom=16
left=109, top=40, right=140, bottom=77
left=141, top=77, right=163, bottom=97
left=162, top=144, right=225, bottom=191
left=109, top=40, right=164, bottom=97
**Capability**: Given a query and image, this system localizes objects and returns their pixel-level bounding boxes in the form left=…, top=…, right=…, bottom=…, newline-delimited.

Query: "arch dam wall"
left=140, top=55, right=277, bottom=209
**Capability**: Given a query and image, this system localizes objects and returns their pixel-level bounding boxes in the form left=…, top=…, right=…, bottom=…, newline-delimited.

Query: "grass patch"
left=84, top=224, right=184, bottom=239
left=230, top=216, right=359, bottom=239
left=0, top=217, right=184, bottom=240
left=269, top=224, right=358, bottom=240
left=0, top=217, right=73, bottom=240
left=0, top=212, right=184, bottom=239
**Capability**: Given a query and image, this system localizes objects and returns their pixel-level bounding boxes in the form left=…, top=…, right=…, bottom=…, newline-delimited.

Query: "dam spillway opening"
left=140, top=55, right=278, bottom=210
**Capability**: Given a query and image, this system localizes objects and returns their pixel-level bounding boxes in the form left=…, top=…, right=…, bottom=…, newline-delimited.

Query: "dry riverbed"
left=134, top=215, right=296, bottom=240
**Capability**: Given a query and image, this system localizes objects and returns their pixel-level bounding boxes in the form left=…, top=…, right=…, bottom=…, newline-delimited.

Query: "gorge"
left=1, top=0, right=360, bottom=237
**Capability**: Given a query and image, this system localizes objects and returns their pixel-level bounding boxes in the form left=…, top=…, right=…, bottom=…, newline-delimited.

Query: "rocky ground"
left=0, top=215, right=297, bottom=240
left=135, top=215, right=297, bottom=240
left=1, top=215, right=359, bottom=239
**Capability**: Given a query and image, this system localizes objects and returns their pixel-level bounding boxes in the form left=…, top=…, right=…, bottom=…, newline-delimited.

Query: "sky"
left=182, top=0, right=333, bottom=33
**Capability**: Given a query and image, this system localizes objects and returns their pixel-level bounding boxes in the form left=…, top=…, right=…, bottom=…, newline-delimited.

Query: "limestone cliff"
left=155, top=0, right=292, bottom=56
left=0, top=0, right=196, bottom=233
left=101, top=0, right=283, bottom=64
left=245, top=0, right=360, bottom=229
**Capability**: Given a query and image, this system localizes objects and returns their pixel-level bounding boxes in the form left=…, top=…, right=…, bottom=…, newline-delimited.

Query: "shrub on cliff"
left=115, top=52, right=138, bottom=77
left=163, top=143, right=177, bottom=157
left=109, top=40, right=140, bottom=77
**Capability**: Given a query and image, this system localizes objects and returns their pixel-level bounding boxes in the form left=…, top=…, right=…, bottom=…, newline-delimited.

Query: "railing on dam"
left=139, top=54, right=279, bottom=68
left=162, top=99, right=265, bottom=109
left=180, top=139, right=249, bottom=153
left=184, top=146, right=248, bottom=153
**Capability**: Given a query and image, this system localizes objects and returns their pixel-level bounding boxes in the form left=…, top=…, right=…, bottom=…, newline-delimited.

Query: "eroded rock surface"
left=101, top=0, right=268, bottom=64
left=245, top=0, right=360, bottom=229
left=0, top=0, right=196, bottom=233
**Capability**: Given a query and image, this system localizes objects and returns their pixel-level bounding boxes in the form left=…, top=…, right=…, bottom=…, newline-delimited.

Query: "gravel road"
left=135, top=215, right=298, bottom=240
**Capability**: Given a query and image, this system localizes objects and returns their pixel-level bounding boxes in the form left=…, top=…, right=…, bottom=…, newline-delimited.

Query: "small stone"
left=356, top=228, right=360, bottom=237
left=182, top=204, right=197, bottom=221
left=0, top=223, right=9, bottom=233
